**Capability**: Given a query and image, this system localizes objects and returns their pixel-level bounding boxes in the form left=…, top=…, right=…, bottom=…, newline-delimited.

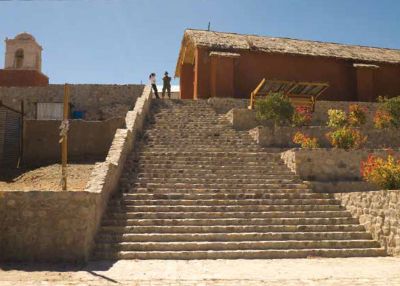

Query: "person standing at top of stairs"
left=162, top=71, right=172, bottom=99
left=149, top=73, right=160, bottom=99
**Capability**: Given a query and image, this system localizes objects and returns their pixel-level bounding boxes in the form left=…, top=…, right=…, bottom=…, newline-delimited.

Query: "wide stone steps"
left=98, top=224, right=367, bottom=234
left=92, top=99, right=385, bottom=260
left=101, top=217, right=360, bottom=226
left=105, top=204, right=342, bottom=212
left=93, top=248, right=386, bottom=260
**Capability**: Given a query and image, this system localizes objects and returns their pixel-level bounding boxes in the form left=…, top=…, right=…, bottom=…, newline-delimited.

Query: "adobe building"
left=175, top=29, right=400, bottom=102
left=0, top=32, right=49, bottom=87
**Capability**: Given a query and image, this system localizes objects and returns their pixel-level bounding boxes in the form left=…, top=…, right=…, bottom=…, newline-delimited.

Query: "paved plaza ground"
left=1, top=257, right=400, bottom=285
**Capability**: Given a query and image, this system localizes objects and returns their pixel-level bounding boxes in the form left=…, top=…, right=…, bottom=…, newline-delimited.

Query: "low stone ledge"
left=207, top=98, right=248, bottom=114
left=310, top=181, right=378, bottom=193
left=334, top=190, right=400, bottom=256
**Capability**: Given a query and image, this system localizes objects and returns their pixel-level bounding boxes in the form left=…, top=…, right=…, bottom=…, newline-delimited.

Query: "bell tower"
left=4, top=32, right=43, bottom=72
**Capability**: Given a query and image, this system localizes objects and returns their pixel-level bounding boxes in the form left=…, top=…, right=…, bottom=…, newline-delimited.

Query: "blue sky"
left=0, top=0, right=399, bottom=85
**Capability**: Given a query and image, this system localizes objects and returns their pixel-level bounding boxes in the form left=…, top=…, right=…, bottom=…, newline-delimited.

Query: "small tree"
left=255, top=93, right=294, bottom=126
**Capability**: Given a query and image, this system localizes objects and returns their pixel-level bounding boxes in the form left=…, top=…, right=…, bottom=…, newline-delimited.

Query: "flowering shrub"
left=293, top=132, right=319, bottom=149
left=374, top=110, right=393, bottom=129
left=348, top=104, right=368, bottom=126
left=255, top=93, right=294, bottom=126
left=326, top=127, right=367, bottom=150
left=374, top=96, right=400, bottom=128
left=327, top=109, right=347, bottom=128
left=361, top=153, right=400, bottom=189
left=292, top=106, right=312, bottom=127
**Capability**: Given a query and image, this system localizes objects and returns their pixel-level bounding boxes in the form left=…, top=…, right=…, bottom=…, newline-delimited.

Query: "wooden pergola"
left=249, top=78, right=329, bottom=111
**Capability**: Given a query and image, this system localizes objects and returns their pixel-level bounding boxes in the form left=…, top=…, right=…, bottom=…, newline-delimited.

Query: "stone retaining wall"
left=250, top=126, right=400, bottom=149
left=281, top=148, right=399, bottom=193
left=0, top=84, right=144, bottom=120
left=334, top=190, right=400, bottom=256
left=23, top=118, right=125, bottom=164
left=226, top=100, right=380, bottom=131
left=0, top=85, right=152, bottom=262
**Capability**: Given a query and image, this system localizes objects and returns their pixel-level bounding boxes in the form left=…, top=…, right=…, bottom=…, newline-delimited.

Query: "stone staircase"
left=93, top=99, right=385, bottom=259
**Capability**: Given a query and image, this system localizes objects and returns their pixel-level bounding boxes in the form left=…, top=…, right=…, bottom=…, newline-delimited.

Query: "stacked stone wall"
left=335, top=191, right=400, bottom=256
left=0, top=84, right=144, bottom=120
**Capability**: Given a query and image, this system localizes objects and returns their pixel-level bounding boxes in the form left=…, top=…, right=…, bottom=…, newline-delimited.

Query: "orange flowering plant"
left=348, top=104, right=368, bottom=127
left=292, top=106, right=312, bottom=127
left=293, top=132, right=319, bottom=149
left=361, top=153, right=400, bottom=189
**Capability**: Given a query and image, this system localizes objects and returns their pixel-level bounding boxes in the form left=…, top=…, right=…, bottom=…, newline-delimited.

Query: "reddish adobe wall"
left=0, top=70, right=49, bottom=87
left=182, top=48, right=400, bottom=101
left=180, top=64, right=194, bottom=99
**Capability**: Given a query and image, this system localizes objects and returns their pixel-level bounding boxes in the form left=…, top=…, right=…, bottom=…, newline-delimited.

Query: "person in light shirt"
left=149, top=73, right=160, bottom=99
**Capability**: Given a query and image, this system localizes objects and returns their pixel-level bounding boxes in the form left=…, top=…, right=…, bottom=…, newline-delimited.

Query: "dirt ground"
left=0, top=163, right=96, bottom=191
left=1, top=258, right=400, bottom=285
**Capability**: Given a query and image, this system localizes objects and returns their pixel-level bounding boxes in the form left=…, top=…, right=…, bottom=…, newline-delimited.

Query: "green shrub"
left=255, top=93, right=294, bottom=126
left=326, top=127, right=367, bottom=150
left=376, top=96, right=400, bottom=128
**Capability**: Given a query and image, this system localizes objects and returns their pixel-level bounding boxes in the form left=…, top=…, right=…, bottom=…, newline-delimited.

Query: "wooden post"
left=17, top=101, right=24, bottom=168
left=60, top=84, right=69, bottom=191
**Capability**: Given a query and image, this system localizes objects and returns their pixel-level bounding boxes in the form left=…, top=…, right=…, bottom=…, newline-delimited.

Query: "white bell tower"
left=4, top=32, right=43, bottom=72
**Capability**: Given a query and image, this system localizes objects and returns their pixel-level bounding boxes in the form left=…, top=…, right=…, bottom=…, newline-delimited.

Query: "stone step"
left=96, top=232, right=373, bottom=243
left=104, top=211, right=351, bottom=220
left=99, top=224, right=367, bottom=234
left=101, top=217, right=360, bottom=226
left=131, top=184, right=311, bottom=191
left=134, top=173, right=298, bottom=179
left=116, top=198, right=338, bottom=206
left=120, top=192, right=331, bottom=200
left=93, top=247, right=386, bottom=260
left=95, top=239, right=381, bottom=252
left=132, top=178, right=302, bottom=184
left=131, top=167, right=293, bottom=174
left=127, top=187, right=313, bottom=193
left=107, top=204, right=341, bottom=212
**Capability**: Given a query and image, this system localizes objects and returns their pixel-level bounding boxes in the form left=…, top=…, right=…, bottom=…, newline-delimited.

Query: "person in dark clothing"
left=162, top=71, right=172, bottom=99
left=149, top=73, right=159, bottom=99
